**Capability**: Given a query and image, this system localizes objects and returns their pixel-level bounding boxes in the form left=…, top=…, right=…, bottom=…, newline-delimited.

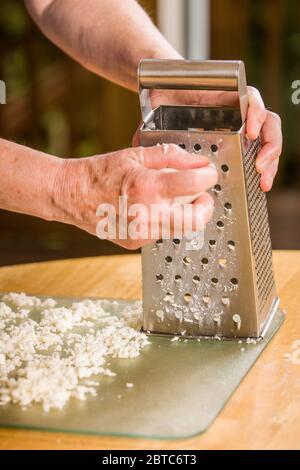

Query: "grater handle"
left=138, top=59, right=248, bottom=123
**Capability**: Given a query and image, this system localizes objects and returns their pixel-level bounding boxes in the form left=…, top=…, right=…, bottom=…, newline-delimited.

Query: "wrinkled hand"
left=143, top=86, right=282, bottom=192
left=53, top=145, right=218, bottom=249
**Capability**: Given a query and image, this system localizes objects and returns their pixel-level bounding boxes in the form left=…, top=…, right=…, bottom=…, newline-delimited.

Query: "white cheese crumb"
left=170, top=336, right=179, bottom=342
left=0, top=293, right=149, bottom=411
left=246, top=337, right=258, bottom=344
left=3, top=292, right=42, bottom=309
left=126, top=383, right=134, bottom=388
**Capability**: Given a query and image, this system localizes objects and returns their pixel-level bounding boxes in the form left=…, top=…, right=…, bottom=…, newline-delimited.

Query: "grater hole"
left=173, top=238, right=181, bottom=246
left=201, top=257, right=209, bottom=265
left=232, top=314, right=242, bottom=330
left=164, top=292, right=174, bottom=302
left=156, top=309, right=164, bottom=320
left=165, top=255, right=173, bottom=264
left=184, top=293, right=192, bottom=303
left=213, top=184, right=222, bottom=193
left=156, top=274, right=163, bottom=282
left=221, top=296, right=230, bottom=306
left=217, top=220, right=224, bottom=229
left=209, top=239, right=216, bottom=246
left=179, top=143, right=186, bottom=149
left=175, top=274, right=182, bottom=282
left=183, top=256, right=192, bottom=265
left=192, top=275, right=200, bottom=284
left=202, top=295, right=211, bottom=305
left=227, top=240, right=235, bottom=250
left=219, top=258, right=227, bottom=269
left=211, top=144, right=218, bottom=152
left=193, top=143, right=201, bottom=152
left=221, top=164, right=229, bottom=173
left=211, top=277, right=218, bottom=285
left=224, top=202, right=232, bottom=211
left=156, top=239, right=163, bottom=248
left=231, top=277, right=239, bottom=286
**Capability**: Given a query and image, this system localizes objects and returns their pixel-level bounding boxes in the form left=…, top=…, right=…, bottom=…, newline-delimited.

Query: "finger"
left=170, top=192, right=215, bottom=235
left=158, top=165, right=218, bottom=199
left=147, top=192, right=215, bottom=240
left=246, top=87, right=267, bottom=139
left=132, top=123, right=142, bottom=147
left=198, top=90, right=239, bottom=107
left=256, top=111, right=282, bottom=173
left=260, top=158, right=279, bottom=192
left=193, top=192, right=215, bottom=225
left=142, top=143, right=209, bottom=170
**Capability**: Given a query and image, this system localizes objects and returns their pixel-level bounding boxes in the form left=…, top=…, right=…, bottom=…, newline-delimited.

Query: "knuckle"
left=270, top=148, right=281, bottom=161
left=269, top=110, right=282, bottom=126
left=247, top=85, right=258, bottom=94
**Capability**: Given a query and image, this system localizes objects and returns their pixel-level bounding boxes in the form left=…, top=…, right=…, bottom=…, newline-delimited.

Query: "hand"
left=53, top=145, right=218, bottom=249
left=146, top=86, right=282, bottom=192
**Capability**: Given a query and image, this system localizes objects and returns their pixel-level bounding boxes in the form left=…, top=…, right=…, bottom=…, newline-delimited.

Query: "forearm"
left=24, top=0, right=181, bottom=92
left=0, top=138, right=63, bottom=221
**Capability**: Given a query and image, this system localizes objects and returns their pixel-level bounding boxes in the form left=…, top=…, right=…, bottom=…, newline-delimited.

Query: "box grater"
left=139, top=59, right=279, bottom=339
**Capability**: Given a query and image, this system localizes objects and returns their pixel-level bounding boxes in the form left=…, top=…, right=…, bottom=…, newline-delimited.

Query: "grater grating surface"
left=244, top=139, right=275, bottom=312
left=139, top=60, right=278, bottom=339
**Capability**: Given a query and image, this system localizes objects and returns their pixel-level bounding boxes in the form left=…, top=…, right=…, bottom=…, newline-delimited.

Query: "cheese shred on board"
left=0, top=293, right=149, bottom=411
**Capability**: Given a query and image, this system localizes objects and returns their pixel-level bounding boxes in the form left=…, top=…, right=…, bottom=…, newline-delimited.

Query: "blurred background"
left=0, top=0, right=299, bottom=266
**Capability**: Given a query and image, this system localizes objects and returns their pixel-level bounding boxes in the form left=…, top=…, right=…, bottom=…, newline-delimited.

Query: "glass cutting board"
left=0, top=295, right=285, bottom=439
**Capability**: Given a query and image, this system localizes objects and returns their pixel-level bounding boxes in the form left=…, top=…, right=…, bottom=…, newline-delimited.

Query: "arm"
left=24, top=0, right=282, bottom=192
left=24, top=0, right=181, bottom=92
left=0, top=138, right=62, bottom=221
left=0, top=139, right=217, bottom=248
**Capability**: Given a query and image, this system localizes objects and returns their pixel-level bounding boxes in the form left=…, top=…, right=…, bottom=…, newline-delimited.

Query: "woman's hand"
left=148, top=86, right=282, bottom=192
left=53, top=145, right=218, bottom=249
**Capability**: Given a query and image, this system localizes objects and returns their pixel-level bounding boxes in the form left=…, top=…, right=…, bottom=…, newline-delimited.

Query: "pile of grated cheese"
left=0, top=293, right=149, bottom=412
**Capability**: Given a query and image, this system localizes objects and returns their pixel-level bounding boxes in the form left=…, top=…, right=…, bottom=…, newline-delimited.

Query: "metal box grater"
left=138, top=59, right=279, bottom=339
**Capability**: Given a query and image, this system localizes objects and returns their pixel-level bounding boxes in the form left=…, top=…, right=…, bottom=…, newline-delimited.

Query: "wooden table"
left=0, top=251, right=299, bottom=450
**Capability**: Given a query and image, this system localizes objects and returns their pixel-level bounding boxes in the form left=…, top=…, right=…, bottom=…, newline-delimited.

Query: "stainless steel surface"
left=139, top=59, right=248, bottom=123
left=0, top=295, right=285, bottom=439
left=139, top=59, right=277, bottom=339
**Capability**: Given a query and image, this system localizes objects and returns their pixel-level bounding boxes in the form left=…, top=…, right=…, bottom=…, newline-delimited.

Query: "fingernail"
left=194, top=166, right=217, bottom=176
left=264, top=177, right=272, bottom=191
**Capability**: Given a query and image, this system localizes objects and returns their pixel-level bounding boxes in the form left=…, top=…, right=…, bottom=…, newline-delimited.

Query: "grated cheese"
left=0, top=294, right=149, bottom=412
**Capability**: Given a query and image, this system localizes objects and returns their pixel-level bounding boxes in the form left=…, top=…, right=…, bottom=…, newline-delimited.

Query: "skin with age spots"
left=52, top=145, right=217, bottom=249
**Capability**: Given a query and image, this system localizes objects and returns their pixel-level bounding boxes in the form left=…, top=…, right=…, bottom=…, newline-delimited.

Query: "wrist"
left=51, top=158, right=79, bottom=226
left=51, top=157, right=99, bottom=233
